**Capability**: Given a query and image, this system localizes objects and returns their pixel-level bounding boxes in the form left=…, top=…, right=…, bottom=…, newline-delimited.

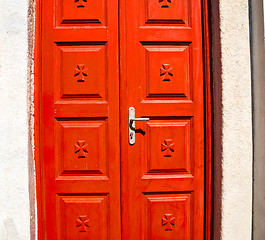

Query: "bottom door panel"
left=57, top=194, right=109, bottom=240
left=142, top=193, right=191, bottom=240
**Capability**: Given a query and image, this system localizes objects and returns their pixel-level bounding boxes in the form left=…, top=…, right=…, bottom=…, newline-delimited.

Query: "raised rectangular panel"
left=57, top=194, right=108, bottom=239
left=145, top=0, right=190, bottom=25
left=57, top=0, right=106, bottom=25
left=56, top=120, right=107, bottom=175
left=145, top=44, right=191, bottom=99
left=142, top=193, right=191, bottom=240
left=56, top=44, right=106, bottom=99
left=146, top=120, right=191, bottom=174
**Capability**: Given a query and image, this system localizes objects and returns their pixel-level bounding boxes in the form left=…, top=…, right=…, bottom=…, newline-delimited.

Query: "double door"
left=39, top=0, right=207, bottom=239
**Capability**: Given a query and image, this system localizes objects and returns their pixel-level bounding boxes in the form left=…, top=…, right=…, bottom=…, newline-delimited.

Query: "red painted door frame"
left=34, top=0, right=212, bottom=238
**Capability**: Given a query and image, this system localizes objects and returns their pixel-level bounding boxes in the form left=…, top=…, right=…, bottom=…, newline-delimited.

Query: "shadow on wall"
left=27, top=0, right=36, bottom=240
left=4, top=218, right=19, bottom=240
left=250, top=0, right=265, bottom=238
left=210, top=0, right=222, bottom=239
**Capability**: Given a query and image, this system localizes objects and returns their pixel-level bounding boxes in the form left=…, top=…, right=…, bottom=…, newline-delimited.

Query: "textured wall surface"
left=212, top=0, right=253, bottom=239
left=0, top=0, right=31, bottom=239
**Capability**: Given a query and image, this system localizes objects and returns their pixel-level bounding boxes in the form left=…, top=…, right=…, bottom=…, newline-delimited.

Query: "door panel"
left=142, top=193, right=191, bottom=240
left=145, top=0, right=190, bottom=25
left=41, top=0, right=120, bottom=239
left=144, top=45, right=191, bottom=99
left=120, top=0, right=204, bottom=239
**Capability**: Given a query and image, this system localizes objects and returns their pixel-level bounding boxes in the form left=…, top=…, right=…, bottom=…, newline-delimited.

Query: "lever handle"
left=130, top=118, right=150, bottom=122
left=128, top=107, right=149, bottom=145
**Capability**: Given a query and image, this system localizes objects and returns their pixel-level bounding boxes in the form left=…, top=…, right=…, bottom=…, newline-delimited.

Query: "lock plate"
left=128, top=107, right=149, bottom=145
left=128, top=107, right=136, bottom=145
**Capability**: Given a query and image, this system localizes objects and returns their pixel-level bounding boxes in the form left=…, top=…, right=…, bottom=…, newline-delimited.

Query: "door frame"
left=33, top=0, right=212, bottom=239
left=202, top=0, right=212, bottom=239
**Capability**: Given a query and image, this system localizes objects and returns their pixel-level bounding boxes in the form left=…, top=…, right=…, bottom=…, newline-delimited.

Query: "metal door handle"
left=128, top=107, right=149, bottom=145
left=130, top=118, right=150, bottom=122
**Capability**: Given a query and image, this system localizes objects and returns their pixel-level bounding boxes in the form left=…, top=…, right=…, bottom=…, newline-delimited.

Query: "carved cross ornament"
left=76, top=215, right=90, bottom=232
left=160, top=64, right=173, bottom=81
left=75, top=140, right=88, bottom=158
left=161, top=139, right=175, bottom=157
left=75, top=64, right=88, bottom=82
left=75, top=0, right=87, bottom=8
left=162, top=214, right=175, bottom=230
left=159, top=0, right=172, bottom=8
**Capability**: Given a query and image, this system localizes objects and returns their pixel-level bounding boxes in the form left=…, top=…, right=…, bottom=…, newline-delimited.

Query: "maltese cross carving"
left=76, top=215, right=90, bottom=232
left=75, top=0, right=87, bottom=8
left=75, top=64, right=88, bottom=82
left=160, top=64, right=173, bottom=81
left=75, top=140, right=88, bottom=158
left=162, top=214, right=175, bottom=230
left=161, top=139, right=175, bottom=157
left=159, top=0, right=172, bottom=8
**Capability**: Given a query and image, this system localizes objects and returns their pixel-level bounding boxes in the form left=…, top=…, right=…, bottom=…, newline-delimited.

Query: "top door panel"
left=144, top=0, right=190, bottom=26
left=56, top=0, right=107, bottom=26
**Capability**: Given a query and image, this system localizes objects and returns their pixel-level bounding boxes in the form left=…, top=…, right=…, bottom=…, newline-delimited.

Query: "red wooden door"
left=37, top=0, right=208, bottom=238
left=40, top=0, right=120, bottom=239
left=119, top=0, right=205, bottom=239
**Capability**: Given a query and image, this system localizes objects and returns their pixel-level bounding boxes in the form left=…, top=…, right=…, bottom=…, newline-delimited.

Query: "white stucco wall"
left=212, top=0, right=253, bottom=239
left=0, top=0, right=31, bottom=239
